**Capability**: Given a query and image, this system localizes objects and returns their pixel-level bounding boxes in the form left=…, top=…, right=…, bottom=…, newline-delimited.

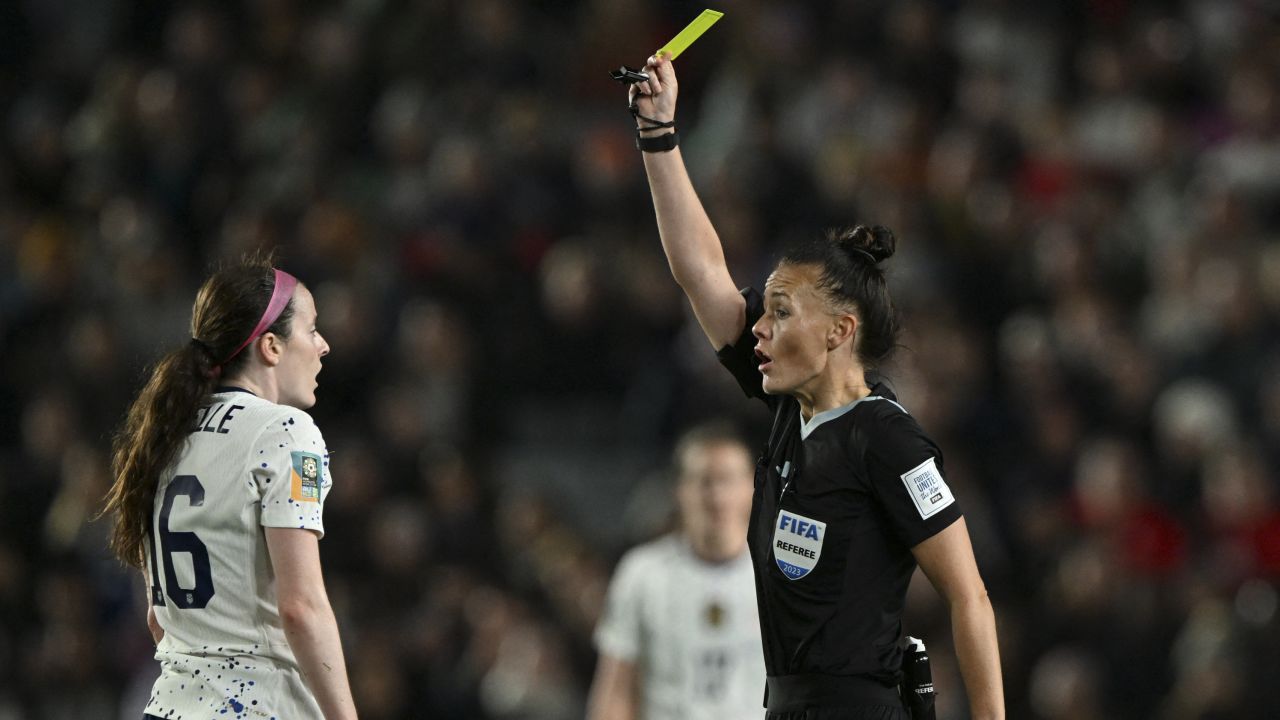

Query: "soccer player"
left=101, top=257, right=358, bottom=719
left=626, top=54, right=1004, bottom=720
left=588, top=423, right=765, bottom=720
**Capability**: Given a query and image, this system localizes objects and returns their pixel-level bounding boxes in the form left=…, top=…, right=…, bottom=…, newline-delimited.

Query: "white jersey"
left=595, top=534, right=765, bottom=720
left=143, top=388, right=332, bottom=719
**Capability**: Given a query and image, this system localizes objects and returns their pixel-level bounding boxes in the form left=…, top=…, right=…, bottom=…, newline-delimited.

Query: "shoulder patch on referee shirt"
left=290, top=451, right=322, bottom=503
left=900, top=457, right=954, bottom=519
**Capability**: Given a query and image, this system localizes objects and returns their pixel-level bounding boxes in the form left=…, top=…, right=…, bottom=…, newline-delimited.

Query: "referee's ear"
left=827, top=313, right=858, bottom=352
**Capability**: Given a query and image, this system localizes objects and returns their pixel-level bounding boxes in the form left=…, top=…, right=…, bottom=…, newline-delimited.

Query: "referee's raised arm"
left=630, top=54, right=746, bottom=350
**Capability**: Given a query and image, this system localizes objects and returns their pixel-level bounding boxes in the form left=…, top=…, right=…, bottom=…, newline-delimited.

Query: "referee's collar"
left=798, top=386, right=907, bottom=440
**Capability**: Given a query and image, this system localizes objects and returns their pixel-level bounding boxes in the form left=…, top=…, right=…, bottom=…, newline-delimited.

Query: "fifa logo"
left=777, top=514, right=820, bottom=540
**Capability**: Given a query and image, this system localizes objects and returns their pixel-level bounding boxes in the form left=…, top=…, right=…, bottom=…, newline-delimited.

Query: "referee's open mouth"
left=755, top=347, right=773, bottom=372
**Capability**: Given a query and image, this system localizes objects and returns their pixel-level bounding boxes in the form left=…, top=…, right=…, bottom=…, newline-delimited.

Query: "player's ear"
left=257, top=332, right=284, bottom=367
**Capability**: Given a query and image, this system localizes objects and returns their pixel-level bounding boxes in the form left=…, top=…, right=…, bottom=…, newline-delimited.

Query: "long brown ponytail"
left=103, top=254, right=296, bottom=569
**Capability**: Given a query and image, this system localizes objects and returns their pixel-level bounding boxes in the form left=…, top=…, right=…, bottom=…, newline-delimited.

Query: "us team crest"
left=290, top=451, right=322, bottom=503
left=773, top=509, right=826, bottom=580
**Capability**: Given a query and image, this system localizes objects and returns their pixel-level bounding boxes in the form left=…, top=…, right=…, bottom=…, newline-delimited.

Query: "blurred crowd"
left=2, top=0, right=1279, bottom=718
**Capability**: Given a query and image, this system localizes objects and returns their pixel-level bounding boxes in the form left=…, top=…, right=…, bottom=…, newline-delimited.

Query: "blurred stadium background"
left=3, top=0, right=1280, bottom=718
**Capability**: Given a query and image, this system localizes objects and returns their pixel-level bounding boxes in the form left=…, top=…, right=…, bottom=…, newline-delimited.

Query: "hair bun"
left=835, top=225, right=896, bottom=265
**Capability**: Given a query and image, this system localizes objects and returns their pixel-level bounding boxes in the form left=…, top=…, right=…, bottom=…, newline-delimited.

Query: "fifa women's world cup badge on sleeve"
left=900, top=457, right=954, bottom=520
left=290, top=451, right=322, bottom=502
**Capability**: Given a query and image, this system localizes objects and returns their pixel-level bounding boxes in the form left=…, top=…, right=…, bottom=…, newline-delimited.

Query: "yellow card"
left=656, top=9, right=724, bottom=61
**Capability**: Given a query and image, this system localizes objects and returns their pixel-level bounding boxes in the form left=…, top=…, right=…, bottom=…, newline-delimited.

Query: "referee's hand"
left=629, top=54, right=678, bottom=130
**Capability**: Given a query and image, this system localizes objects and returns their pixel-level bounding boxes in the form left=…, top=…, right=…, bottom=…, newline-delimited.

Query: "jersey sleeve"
left=250, top=411, right=333, bottom=538
left=861, top=406, right=962, bottom=549
left=716, top=287, right=777, bottom=408
left=593, top=550, right=646, bottom=661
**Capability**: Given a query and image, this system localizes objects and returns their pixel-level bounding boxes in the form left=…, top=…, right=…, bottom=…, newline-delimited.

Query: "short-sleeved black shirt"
left=718, top=288, right=963, bottom=685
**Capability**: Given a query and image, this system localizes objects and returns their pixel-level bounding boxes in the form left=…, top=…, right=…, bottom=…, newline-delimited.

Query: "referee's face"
left=754, top=264, right=836, bottom=396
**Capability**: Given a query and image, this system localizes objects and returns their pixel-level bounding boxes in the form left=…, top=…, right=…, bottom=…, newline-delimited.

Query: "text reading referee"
left=626, top=54, right=1004, bottom=720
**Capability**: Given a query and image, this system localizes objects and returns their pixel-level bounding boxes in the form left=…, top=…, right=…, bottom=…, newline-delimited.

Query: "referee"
left=627, top=55, right=1004, bottom=720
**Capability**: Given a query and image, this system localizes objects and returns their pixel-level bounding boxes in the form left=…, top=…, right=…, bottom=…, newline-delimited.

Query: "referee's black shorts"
left=766, top=707, right=908, bottom=720
left=764, top=673, right=910, bottom=720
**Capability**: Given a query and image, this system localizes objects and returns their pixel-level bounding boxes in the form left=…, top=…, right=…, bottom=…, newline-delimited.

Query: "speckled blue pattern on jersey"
left=145, top=648, right=306, bottom=719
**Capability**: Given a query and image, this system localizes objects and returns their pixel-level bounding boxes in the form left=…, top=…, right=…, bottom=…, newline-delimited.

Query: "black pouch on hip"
left=901, top=636, right=936, bottom=720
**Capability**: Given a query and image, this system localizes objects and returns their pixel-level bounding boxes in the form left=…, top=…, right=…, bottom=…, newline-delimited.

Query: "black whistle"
left=609, top=65, right=650, bottom=84
left=902, top=637, right=936, bottom=720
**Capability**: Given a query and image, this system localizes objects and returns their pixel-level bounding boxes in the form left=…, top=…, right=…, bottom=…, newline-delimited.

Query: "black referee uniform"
left=719, top=289, right=964, bottom=720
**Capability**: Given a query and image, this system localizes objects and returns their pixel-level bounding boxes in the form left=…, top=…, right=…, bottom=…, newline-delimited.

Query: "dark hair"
left=673, top=421, right=750, bottom=478
left=779, top=225, right=901, bottom=368
left=102, top=253, right=296, bottom=569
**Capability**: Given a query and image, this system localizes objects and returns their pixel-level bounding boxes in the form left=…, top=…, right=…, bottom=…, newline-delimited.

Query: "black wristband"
left=636, top=131, right=679, bottom=153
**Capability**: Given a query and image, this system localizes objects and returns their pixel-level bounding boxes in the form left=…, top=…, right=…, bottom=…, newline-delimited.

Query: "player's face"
left=678, top=442, right=754, bottom=539
left=275, top=285, right=329, bottom=409
left=753, top=263, right=835, bottom=396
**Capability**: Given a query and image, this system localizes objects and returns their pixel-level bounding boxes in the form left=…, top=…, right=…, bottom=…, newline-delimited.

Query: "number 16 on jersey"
left=146, top=475, right=217, bottom=609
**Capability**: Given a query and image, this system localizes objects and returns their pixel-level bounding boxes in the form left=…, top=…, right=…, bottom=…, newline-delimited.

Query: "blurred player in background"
left=588, top=423, right=765, bottom=720
left=101, top=256, right=358, bottom=720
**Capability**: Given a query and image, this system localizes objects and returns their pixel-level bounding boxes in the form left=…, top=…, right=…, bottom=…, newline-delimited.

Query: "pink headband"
left=220, top=268, right=299, bottom=366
